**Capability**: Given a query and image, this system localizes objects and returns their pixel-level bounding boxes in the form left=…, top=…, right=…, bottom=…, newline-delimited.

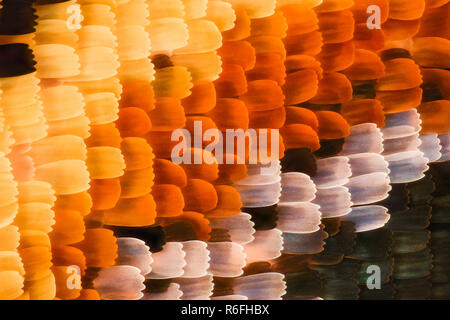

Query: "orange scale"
left=24, top=272, right=55, bottom=300
left=317, top=41, right=355, bottom=73
left=0, top=225, right=20, bottom=251
left=18, top=246, right=52, bottom=282
left=54, top=192, right=92, bottom=217
left=19, top=230, right=50, bottom=249
left=120, top=80, right=155, bottom=112
left=218, top=41, right=256, bottom=72
left=47, top=115, right=90, bottom=139
left=84, top=210, right=105, bottom=227
left=388, top=0, right=426, bottom=21
left=160, top=211, right=211, bottom=241
left=70, top=77, right=122, bottom=99
left=0, top=34, right=34, bottom=46
left=250, top=11, right=288, bottom=38
left=214, top=64, right=248, bottom=98
left=207, top=98, right=249, bottom=131
left=421, top=68, right=450, bottom=99
left=241, top=80, right=285, bottom=112
left=116, top=107, right=152, bottom=137
left=223, top=9, right=251, bottom=41
left=382, top=19, right=421, bottom=41
left=353, top=24, right=385, bottom=51
left=248, top=36, right=287, bottom=60
left=376, top=87, right=423, bottom=114
left=153, top=159, right=188, bottom=188
left=85, top=123, right=122, bottom=148
left=180, top=149, right=219, bottom=182
left=13, top=203, right=54, bottom=234
left=316, top=111, right=351, bottom=140
left=283, top=31, right=323, bottom=56
left=285, top=55, right=323, bottom=79
left=412, top=37, right=450, bottom=69
left=249, top=107, right=286, bottom=129
left=351, top=0, right=389, bottom=24
left=277, top=5, right=319, bottom=36
left=283, top=69, right=319, bottom=105
left=152, top=184, right=185, bottom=218
left=104, top=195, right=156, bottom=227
left=76, top=289, right=100, bottom=300
left=217, top=158, right=248, bottom=184
left=51, top=246, right=87, bottom=276
left=0, top=271, right=24, bottom=300
left=246, top=53, right=286, bottom=86
left=149, top=98, right=186, bottom=131
left=119, top=167, right=154, bottom=199
left=8, top=152, right=34, bottom=182
left=182, top=179, right=218, bottom=213
left=417, top=100, right=450, bottom=134
left=205, top=185, right=242, bottom=218
left=342, top=49, right=385, bottom=80
left=280, top=124, right=321, bottom=151
left=285, top=107, right=319, bottom=131
left=416, top=5, right=450, bottom=38
left=121, top=137, right=154, bottom=172
left=53, top=266, right=81, bottom=300
left=317, top=10, right=355, bottom=44
left=341, top=99, right=385, bottom=127
left=315, top=0, right=355, bottom=13
left=145, top=131, right=185, bottom=159
left=310, top=73, right=353, bottom=104
left=182, top=81, right=217, bottom=115
left=9, top=143, right=31, bottom=155
left=50, top=209, right=86, bottom=246
left=74, top=228, right=117, bottom=268
left=89, top=178, right=121, bottom=211
left=377, top=58, right=423, bottom=91
left=425, top=0, right=449, bottom=8
left=152, top=66, right=193, bottom=99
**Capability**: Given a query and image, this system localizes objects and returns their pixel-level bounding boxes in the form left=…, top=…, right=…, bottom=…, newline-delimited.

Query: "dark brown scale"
left=107, top=225, right=166, bottom=253
left=211, top=277, right=234, bottom=297
left=0, top=0, right=36, bottom=35
left=422, top=82, right=444, bottom=102
left=346, top=227, right=393, bottom=261
left=352, top=82, right=377, bottom=99
left=243, top=205, right=278, bottom=231
left=283, top=270, right=323, bottom=300
left=243, top=262, right=272, bottom=276
left=34, top=0, right=71, bottom=4
left=162, top=221, right=198, bottom=242
left=143, top=279, right=173, bottom=294
left=81, top=267, right=101, bottom=290
left=151, top=54, right=174, bottom=70
left=0, top=43, right=36, bottom=77
left=376, top=183, right=409, bottom=212
left=280, top=148, right=317, bottom=177
left=380, top=48, right=412, bottom=61
left=314, top=138, right=345, bottom=158
left=208, top=228, right=232, bottom=242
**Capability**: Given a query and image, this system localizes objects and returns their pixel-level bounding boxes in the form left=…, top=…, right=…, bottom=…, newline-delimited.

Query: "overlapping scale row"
left=0, top=0, right=449, bottom=300
left=0, top=1, right=60, bottom=300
